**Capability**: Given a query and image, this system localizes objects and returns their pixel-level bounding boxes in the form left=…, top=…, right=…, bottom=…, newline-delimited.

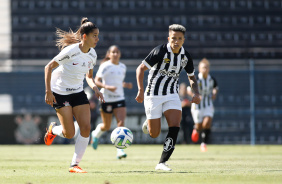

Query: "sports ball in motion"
left=111, top=127, right=133, bottom=149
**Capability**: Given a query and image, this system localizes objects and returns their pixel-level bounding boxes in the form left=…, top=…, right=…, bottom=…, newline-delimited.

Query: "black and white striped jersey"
left=191, top=73, right=218, bottom=110
left=142, top=43, right=195, bottom=97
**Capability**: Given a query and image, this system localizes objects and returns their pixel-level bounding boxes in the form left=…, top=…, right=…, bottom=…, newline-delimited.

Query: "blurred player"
left=179, top=82, right=194, bottom=144
left=187, top=58, right=218, bottom=152
left=44, top=17, right=104, bottom=173
left=135, top=24, right=200, bottom=171
left=91, top=45, right=133, bottom=159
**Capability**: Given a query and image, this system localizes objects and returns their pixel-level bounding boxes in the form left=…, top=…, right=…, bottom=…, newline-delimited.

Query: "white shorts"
left=191, top=105, right=214, bottom=123
left=144, top=94, right=182, bottom=119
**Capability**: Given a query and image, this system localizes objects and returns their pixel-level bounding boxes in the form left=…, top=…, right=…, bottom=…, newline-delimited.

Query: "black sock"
left=159, top=127, right=180, bottom=163
left=201, top=129, right=211, bottom=144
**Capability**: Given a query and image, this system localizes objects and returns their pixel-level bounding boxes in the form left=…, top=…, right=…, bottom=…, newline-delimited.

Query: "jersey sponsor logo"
left=59, top=55, right=70, bottom=61
left=159, top=69, right=179, bottom=79
left=163, top=58, right=170, bottom=63
left=89, top=53, right=96, bottom=59
left=72, top=63, right=79, bottom=65
left=163, top=137, right=173, bottom=152
left=71, top=52, right=80, bottom=57
left=66, top=87, right=81, bottom=91
left=88, top=61, right=92, bottom=68
left=82, top=62, right=86, bottom=67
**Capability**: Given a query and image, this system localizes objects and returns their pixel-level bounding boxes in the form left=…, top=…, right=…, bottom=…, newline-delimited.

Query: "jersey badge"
left=163, top=58, right=170, bottom=63
left=181, top=58, right=188, bottom=67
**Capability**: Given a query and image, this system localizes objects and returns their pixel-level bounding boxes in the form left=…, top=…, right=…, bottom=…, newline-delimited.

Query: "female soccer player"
left=188, top=58, right=218, bottom=152
left=135, top=24, right=200, bottom=171
left=44, top=17, right=104, bottom=173
left=91, top=45, right=133, bottom=159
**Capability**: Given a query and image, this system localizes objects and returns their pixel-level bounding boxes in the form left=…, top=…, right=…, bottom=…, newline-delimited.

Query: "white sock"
left=92, top=123, right=105, bottom=138
left=71, top=134, right=89, bottom=166
left=52, top=125, right=65, bottom=138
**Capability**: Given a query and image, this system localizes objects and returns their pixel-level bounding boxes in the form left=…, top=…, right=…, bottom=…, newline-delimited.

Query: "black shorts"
left=52, top=91, right=89, bottom=110
left=100, top=100, right=126, bottom=113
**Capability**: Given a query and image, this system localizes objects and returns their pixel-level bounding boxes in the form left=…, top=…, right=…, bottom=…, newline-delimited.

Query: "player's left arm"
left=211, top=76, right=219, bottom=100
left=86, top=69, right=105, bottom=103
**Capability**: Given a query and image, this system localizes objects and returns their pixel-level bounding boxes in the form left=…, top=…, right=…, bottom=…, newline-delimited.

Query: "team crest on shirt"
left=181, top=58, right=188, bottom=67
left=88, top=61, right=92, bottom=68
left=163, top=58, right=170, bottom=63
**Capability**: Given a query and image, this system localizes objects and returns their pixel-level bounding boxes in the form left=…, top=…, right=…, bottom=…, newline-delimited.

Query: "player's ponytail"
left=55, top=17, right=98, bottom=50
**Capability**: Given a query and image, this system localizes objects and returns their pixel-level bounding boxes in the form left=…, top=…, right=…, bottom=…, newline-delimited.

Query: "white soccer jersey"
left=51, top=43, right=97, bottom=95
left=96, top=60, right=126, bottom=102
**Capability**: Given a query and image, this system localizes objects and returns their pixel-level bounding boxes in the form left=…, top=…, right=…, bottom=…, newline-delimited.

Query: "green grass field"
left=0, top=144, right=281, bottom=184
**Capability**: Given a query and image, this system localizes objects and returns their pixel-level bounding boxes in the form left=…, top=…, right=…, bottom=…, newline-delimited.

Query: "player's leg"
left=69, top=104, right=91, bottom=173
left=155, top=109, right=181, bottom=171
left=113, top=106, right=128, bottom=159
left=191, top=109, right=203, bottom=143
left=156, top=97, right=182, bottom=171
left=143, top=96, right=162, bottom=137
left=91, top=110, right=113, bottom=150
left=200, top=116, right=212, bottom=152
left=44, top=106, right=74, bottom=145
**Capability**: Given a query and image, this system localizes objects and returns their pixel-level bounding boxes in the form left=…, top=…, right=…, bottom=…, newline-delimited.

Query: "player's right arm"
left=44, top=60, right=58, bottom=106
left=135, top=63, right=148, bottom=103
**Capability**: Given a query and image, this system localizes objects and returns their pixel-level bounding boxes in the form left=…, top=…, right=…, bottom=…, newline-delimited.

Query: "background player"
left=188, top=58, right=218, bottom=152
left=91, top=45, right=133, bottom=159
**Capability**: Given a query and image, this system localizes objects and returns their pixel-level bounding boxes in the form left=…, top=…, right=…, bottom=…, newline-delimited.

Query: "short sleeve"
left=53, top=46, right=73, bottom=65
left=184, top=52, right=195, bottom=76
left=96, top=63, right=106, bottom=78
left=142, top=45, right=165, bottom=69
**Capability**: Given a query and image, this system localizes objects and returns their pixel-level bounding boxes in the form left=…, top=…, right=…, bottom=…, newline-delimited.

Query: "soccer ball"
left=110, top=127, right=133, bottom=149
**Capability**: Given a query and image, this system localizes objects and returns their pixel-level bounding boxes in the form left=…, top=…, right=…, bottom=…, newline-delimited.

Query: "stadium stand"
left=11, top=0, right=282, bottom=60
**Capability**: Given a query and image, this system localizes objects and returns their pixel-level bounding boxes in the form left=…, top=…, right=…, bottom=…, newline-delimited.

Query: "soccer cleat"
left=117, top=149, right=127, bottom=159
left=142, top=120, right=149, bottom=134
left=191, top=129, right=199, bottom=143
left=155, top=162, right=172, bottom=171
left=200, top=143, right=207, bottom=152
left=69, top=165, right=87, bottom=173
left=44, top=122, right=57, bottom=146
left=91, top=130, right=99, bottom=150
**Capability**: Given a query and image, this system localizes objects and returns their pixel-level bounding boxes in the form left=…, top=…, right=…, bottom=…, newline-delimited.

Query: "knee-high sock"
left=159, top=127, right=180, bottom=163
left=92, top=123, right=105, bottom=138
left=201, top=129, right=211, bottom=144
left=71, top=134, right=89, bottom=166
left=52, top=125, right=65, bottom=138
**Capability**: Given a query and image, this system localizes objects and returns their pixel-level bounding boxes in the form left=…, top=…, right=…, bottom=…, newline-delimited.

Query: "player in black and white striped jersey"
left=187, top=58, right=218, bottom=152
left=136, top=24, right=200, bottom=171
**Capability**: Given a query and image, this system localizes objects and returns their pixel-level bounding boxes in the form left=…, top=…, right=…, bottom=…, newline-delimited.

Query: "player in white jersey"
left=187, top=58, right=218, bottom=152
left=90, top=45, right=132, bottom=159
left=136, top=24, right=200, bottom=171
left=44, top=17, right=104, bottom=173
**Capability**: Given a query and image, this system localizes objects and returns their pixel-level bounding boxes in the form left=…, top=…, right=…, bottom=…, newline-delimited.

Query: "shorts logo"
left=163, top=137, right=173, bottom=152
left=63, top=101, right=70, bottom=107
left=106, top=105, right=112, bottom=112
